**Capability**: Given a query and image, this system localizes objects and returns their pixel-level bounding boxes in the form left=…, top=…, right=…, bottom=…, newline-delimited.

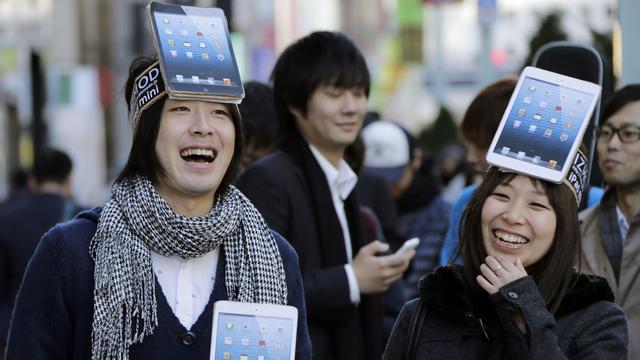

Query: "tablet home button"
left=180, top=331, right=197, bottom=346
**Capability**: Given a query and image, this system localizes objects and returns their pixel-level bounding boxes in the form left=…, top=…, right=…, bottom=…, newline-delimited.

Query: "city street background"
left=0, top=0, right=637, bottom=207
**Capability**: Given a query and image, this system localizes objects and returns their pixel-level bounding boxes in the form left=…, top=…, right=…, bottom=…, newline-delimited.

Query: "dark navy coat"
left=5, top=208, right=312, bottom=359
left=0, top=193, right=82, bottom=347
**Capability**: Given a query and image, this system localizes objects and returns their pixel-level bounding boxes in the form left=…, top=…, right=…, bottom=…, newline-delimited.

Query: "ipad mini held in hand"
left=485, top=67, right=601, bottom=183
left=210, top=301, right=298, bottom=360
left=147, top=2, right=244, bottom=103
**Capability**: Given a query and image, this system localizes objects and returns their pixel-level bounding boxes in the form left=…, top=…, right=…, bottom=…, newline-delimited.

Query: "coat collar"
left=418, top=266, right=614, bottom=322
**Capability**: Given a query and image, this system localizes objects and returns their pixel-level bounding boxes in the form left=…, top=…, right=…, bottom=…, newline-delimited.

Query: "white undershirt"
left=309, top=145, right=361, bottom=304
left=616, top=205, right=630, bottom=242
left=150, top=248, right=219, bottom=329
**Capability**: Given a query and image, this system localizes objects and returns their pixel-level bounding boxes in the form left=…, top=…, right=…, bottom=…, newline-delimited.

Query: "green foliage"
left=522, top=11, right=568, bottom=68
left=417, top=105, right=458, bottom=153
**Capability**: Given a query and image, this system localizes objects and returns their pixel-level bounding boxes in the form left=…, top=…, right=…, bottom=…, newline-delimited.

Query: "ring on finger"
left=494, top=265, right=504, bottom=272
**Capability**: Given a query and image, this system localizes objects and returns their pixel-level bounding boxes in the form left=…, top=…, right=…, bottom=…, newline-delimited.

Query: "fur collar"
left=418, top=266, right=614, bottom=323
left=554, top=270, right=615, bottom=316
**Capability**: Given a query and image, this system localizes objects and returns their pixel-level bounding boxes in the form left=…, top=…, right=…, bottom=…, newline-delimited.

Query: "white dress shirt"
left=150, top=248, right=219, bottom=329
left=309, top=145, right=361, bottom=304
left=616, top=205, right=630, bottom=242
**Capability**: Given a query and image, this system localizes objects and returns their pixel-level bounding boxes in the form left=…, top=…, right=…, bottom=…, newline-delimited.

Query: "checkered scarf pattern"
left=89, top=176, right=287, bottom=360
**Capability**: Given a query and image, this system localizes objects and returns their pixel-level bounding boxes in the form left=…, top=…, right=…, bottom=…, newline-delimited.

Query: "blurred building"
left=0, top=0, right=631, bottom=202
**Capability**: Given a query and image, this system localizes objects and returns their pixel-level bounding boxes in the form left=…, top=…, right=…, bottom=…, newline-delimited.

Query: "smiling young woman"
left=461, top=169, right=579, bottom=312
left=383, top=167, right=629, bottom=359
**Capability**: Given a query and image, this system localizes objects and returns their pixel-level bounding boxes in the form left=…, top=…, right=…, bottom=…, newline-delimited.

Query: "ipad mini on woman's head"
left=210, top=301, right=298, bottom=360
left=485, top=67, right=601, bottom=183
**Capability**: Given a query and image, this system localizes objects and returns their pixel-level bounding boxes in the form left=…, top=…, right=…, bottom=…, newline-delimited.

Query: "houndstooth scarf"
left=89, top=176, right=288, bottom=360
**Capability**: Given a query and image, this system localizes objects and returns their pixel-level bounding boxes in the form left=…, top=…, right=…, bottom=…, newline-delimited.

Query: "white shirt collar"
left=308, top=144, right=358, bottom=200
left=149, top=248, right=219, bottom=329
left=615, top=204, right=630, bottom=241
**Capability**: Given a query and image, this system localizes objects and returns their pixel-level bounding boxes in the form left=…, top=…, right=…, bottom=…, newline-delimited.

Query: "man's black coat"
left=0, top=193, right=81, bottom=348
left=236, top=133, right=383, bottom=360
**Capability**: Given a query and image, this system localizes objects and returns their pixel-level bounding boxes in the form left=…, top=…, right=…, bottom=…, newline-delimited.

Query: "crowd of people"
left=0, top=26, right=637, bottom=360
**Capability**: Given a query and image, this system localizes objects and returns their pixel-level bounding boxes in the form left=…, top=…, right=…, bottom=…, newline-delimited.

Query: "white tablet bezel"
left=210, top=300, right=298, bottom=360
left=485, top=66, right=601, bottom=183
left=147, top=2, right=244, bottom=103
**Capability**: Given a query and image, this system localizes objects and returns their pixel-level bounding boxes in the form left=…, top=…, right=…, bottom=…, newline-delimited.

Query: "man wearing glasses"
left=580, top=84, right=640, bottom=360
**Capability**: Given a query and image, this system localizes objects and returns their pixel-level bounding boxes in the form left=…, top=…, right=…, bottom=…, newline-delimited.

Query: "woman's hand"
left=476, top=256, right=527, bottom=295
left=477, top=256, right=529, bottom=334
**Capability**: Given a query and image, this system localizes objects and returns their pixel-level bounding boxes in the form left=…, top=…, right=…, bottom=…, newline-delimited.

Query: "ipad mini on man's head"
left=147, top=1, right=244, bottom=102
left=486, top=66, right=601, bottom=183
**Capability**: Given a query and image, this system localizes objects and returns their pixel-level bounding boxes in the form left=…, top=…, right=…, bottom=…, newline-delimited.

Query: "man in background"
left=237, top=31, right=414, bottom=360
left=580, top=84, right=640, bottom=360
left=237, top=81, right=283, bottom=175
left=0, top=148, right=82, bottom=354
left=0, top=169, right=35, bottom=209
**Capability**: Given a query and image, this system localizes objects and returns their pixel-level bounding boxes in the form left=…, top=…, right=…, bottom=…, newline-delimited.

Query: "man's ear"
left=288, top=105, right=305, bottom=122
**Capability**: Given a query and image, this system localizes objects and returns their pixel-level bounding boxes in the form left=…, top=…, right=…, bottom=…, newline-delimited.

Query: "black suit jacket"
left=237, top=150, right=383, bottom=360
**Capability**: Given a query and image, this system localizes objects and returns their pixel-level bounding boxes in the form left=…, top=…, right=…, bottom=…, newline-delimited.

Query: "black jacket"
left=237, top=136, right=383, bottom=360
left=383, top=266, right=628, bottom=359
left=0, top=193, right=82, bottom=347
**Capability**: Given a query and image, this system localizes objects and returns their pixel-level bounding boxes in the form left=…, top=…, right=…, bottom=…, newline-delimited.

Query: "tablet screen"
left=491, top=75, right=595, bottom=172
left=149, top=3, right=243, bottom=98
left=213, top=312, right=295, bottom=360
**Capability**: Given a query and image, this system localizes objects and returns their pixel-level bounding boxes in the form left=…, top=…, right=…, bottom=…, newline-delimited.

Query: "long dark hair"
left=458, top=168, right=581, bottom=313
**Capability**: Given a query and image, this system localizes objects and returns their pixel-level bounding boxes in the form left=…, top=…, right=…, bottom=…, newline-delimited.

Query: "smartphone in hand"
left=396, top=237, right=420, bottom=254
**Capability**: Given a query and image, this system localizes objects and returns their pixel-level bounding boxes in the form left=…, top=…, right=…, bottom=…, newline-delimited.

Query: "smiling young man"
left=4, top=56, right=311, bottom=360
left=237, top=31, right=414, bottom=360
left=579, top=84, right=640, bottom=360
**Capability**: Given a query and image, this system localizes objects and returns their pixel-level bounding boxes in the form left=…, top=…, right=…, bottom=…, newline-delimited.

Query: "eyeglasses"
left=595, top=124, right=640, bottom=143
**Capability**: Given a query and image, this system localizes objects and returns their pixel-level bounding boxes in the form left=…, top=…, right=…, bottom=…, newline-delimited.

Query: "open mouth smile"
left=492, top=229, right=529, bottom=249
left=180, top=147, right=217, bottom=164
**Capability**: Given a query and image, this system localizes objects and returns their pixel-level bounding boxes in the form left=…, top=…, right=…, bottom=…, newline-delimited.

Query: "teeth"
left=180, top=148, right=214, bottom=157
left=494, top=230, right=529, bottom=244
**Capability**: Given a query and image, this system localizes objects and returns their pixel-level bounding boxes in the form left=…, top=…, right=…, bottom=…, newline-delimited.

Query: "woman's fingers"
left=479, top=256, right=528, bottom=294
left=485, top=256, right=504, bottom=272
left=476, top=275, right=498, bottom=294
left=480, top=263, right=501, bottom=284
left=497, top=256, right=518, bottom=272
